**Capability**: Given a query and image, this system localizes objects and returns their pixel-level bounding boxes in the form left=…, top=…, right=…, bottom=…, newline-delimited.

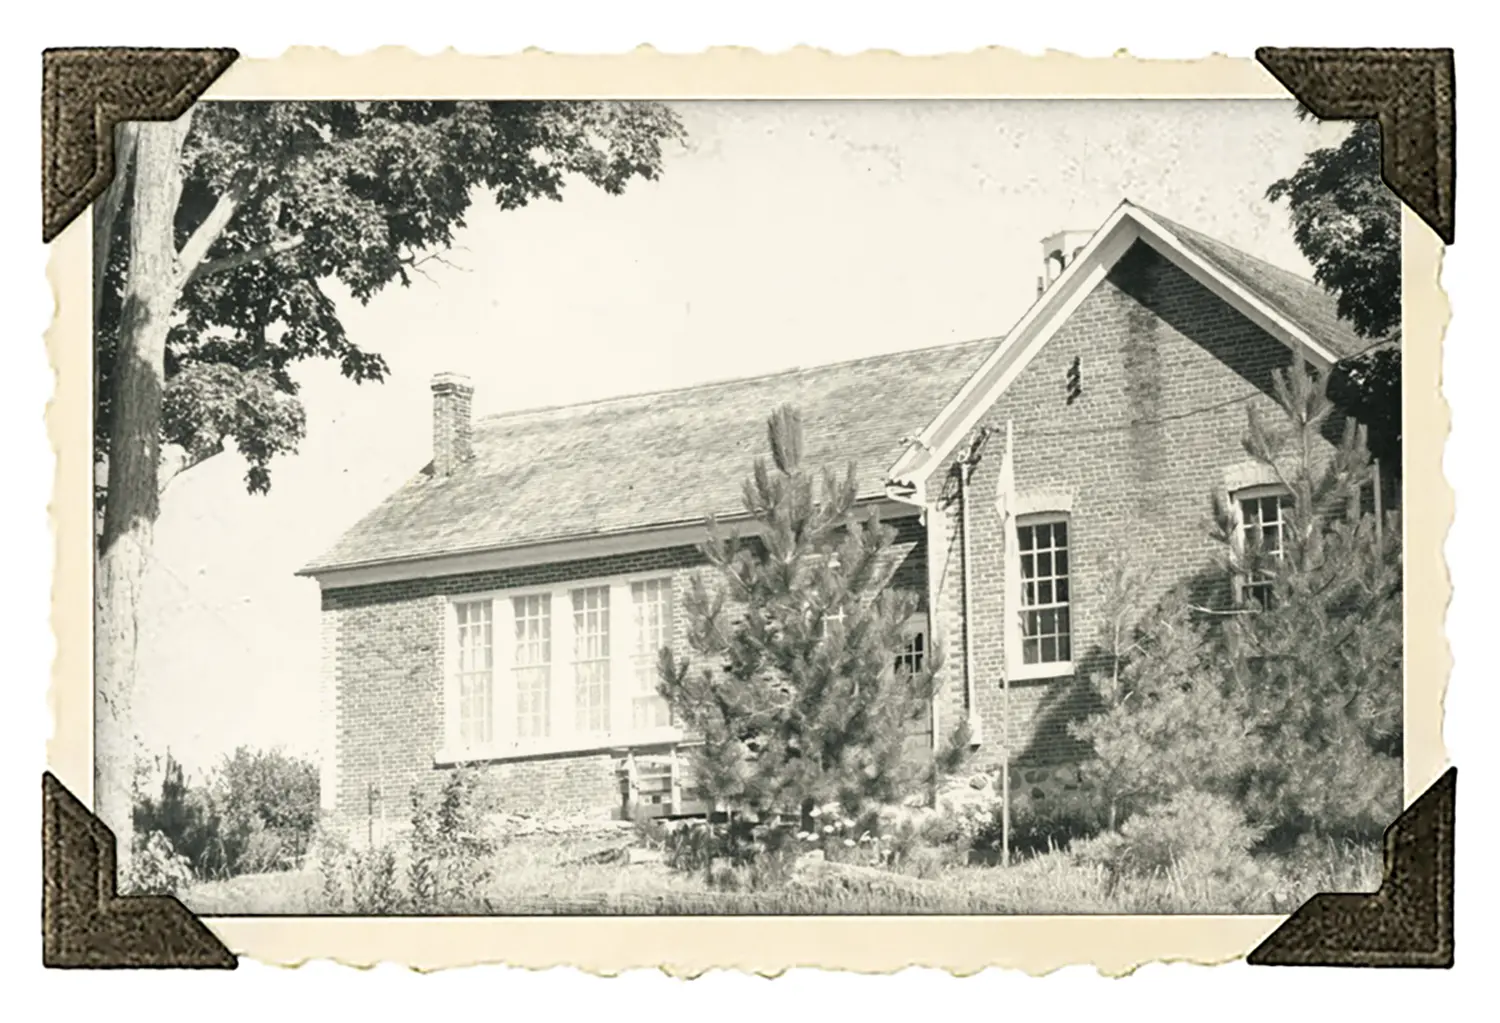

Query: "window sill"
left=1007, top=661, right=1074, bottom=683
left=434, top=729, right=689, bottom=766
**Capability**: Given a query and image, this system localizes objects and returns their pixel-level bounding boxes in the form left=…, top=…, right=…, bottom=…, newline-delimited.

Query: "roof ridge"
left=474, top=334, right=1003, bottom=426
left=1132, top=203, right=1321, bottom=287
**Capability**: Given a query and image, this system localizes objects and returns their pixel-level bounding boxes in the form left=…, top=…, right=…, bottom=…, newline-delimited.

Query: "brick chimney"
left=431, top=372, right=474, bottom=477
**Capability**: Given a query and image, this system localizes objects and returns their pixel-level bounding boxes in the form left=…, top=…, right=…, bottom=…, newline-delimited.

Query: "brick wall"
left=930, top=241, right=1340, bottom=770
left=323, top=515, right=928, bottom=829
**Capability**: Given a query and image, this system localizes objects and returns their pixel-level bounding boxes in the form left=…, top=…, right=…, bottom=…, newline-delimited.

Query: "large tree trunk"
left=95, top=116, right=192, bottom=884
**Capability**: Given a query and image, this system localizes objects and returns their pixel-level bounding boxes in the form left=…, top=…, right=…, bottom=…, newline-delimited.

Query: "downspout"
left=958, top=463, right=977, bottom=738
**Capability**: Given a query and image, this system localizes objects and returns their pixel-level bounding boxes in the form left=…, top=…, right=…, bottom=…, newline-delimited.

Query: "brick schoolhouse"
left=299, top=201, right=1382, bottom=832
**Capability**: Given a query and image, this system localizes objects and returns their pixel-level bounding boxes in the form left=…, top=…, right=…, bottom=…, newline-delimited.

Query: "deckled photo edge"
left=43, top=45, right=1450, bottom=976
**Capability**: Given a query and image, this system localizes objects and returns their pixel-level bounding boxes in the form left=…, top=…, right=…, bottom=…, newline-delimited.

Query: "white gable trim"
left=884, top=203, right=1140, bottom=498
left=884, top=203, right=1341, bottom=495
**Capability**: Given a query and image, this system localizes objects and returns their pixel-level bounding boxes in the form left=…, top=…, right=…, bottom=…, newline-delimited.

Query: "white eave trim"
left=884, top=202, right=1342, bottom=492
left=303, top=495, right=918, bottom=590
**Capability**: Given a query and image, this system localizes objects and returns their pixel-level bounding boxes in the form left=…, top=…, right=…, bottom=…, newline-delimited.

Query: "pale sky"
left=135, top=99, right=1348, bottom=777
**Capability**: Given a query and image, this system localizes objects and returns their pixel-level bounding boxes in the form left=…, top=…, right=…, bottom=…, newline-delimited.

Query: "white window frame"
left=1233, top=484, right=1292, bottom=607
left=628, top=577, right=677, bottom=732
left=1010, top=511, right=1074, bottom=682
left=893, top=617, right=928, bottom=678
left=437, top=570, right=684, bottom=764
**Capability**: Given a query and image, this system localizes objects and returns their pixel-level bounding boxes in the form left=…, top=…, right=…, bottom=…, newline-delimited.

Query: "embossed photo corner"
left=40, top=45, right=1454, bottom=974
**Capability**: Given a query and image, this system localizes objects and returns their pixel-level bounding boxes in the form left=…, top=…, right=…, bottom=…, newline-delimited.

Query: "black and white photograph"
left=88, top=90, right=1410, bottom=922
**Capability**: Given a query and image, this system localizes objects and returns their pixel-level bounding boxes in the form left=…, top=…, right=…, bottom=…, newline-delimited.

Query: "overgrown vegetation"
left=126, top=746, right=320, bottom=894
left=1071, top=360, right=1401, bottom=863
left=315, top=768, right=498, bottom=914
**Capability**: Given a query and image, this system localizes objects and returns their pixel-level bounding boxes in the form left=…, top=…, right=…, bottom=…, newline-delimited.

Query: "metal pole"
left=1002, top=674, right=1010, bottom=867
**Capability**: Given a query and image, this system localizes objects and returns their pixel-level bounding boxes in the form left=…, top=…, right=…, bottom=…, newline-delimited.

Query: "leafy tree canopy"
left=1266, top=117, right=1402, bottom=470
left=95, top=100, right=685, bottom=498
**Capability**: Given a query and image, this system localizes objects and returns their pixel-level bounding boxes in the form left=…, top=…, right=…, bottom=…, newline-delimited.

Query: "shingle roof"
left=300, top=338, right=1000, bottom=574
left=1133, top=203, right=1370, bottom=360
left=303, top=206, right=1368, bottom=577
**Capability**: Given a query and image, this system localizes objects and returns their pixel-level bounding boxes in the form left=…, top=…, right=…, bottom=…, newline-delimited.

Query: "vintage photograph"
left=91, top=94, right=1405, bottom=918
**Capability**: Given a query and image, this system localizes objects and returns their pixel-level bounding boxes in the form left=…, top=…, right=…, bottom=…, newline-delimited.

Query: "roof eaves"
left=297, top=488, right=903, bottom=580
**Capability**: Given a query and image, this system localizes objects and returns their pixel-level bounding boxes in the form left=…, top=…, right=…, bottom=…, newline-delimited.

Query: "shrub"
left=132, top=755, right=219, bottom=875
left=977, top=785, right=1105, bottom=859
left=1074, top=790, right=1264, bottom=885
left=408, top=769, right=496, bottom=909
left=123, top=830, right=196, bottom=896
left=215, top=746, right=321, bottom=865
left=1216, top=364, right=1403, bottom=844
left=658, top=818, right=721, bottom=875
left=316, top=770, right=500, bottom=913
left=133, top=747, right=322, bottom=882
left=1071, top=582, right=1256, bottom=829
left=658, top=815, right=805, bottom=890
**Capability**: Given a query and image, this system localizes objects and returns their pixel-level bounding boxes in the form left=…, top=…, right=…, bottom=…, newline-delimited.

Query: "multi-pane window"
left=511, top=594, right=551, bottom=738
left=455, top=600, right=494, bottom=745
left=631, top=579, right=674, bottom=730
left=1018, top=517, right=1072, bottom=666
left=1239, top=490, right=1290, bottom=607
left=572, top=586, right=612, bottom=734
left=894, top=629, right=926, bottom=676
left=448, top=577, right=677, bottom=751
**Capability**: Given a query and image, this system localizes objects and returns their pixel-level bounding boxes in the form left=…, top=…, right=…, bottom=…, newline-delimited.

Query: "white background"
left=2, top=0, right=1493, bottom=1011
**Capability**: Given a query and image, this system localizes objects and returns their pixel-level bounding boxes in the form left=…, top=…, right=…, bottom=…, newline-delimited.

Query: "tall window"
left=572, top=586, right=612, bottom=734
left=631, top=579, right=674, bottom=729
left=894, top=628, right=926, bottom=676
left=1238, top=488, right=1291, bottom=607
left=446, top=576, right=678, bottom=754
left=1018, top=516, right=1072, bottom=666
left=455, top=600, right=494, bottom=745
left=511, top=594, right=551, bottom=738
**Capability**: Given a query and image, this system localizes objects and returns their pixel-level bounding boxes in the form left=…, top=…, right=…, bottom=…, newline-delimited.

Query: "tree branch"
left=158, top=440, right=225, bottom=496
left=174, top=179, right=250, bottom=286
left=193, top=233, right=307, bottom=280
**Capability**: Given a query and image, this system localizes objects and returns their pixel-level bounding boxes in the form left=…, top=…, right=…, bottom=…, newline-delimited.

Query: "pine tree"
left=1071, top=562, right=1255, bottom=831
left=1072, top=361, right=1402, bottom=845
left=1213, top=361, right=1403, bottom=842
left=660, top=405, right=960, bottom=825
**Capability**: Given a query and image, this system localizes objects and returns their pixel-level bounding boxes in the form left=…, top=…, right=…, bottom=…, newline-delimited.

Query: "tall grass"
left=180, top=830, right=1383, bottom=916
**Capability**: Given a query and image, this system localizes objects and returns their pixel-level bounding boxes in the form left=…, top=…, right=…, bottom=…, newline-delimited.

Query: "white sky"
left=135, top=99, right=1348, bottom=777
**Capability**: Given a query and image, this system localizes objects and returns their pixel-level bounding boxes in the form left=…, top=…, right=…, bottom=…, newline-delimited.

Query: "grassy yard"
left=181, top=829, right=1382, bottom=917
